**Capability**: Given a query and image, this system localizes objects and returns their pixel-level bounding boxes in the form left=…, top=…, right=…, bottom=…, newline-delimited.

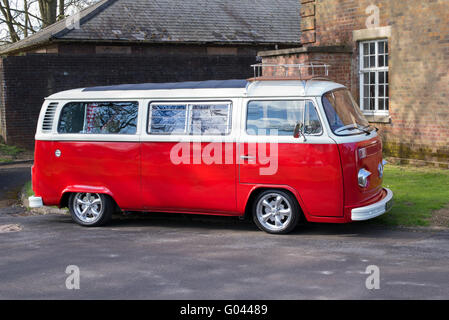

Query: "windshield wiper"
left=335, top=124, right=370, bottom=135
left=359, top=125, right=372, bottom=135
left=361, top=124, right=378, bottom=135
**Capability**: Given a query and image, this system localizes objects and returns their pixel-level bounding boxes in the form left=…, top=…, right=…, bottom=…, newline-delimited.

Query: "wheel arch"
left=242, top=185, right=307, bottom=221
left=59, top=186, right=116, bottom=208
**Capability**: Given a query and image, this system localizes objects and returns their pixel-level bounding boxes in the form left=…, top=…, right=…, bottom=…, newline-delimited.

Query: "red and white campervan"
left=29, top=65, right=393, bottom=234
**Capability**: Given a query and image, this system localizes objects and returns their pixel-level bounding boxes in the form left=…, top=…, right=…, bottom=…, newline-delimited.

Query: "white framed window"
left=58, top=101, right=139, bottom=134
left=148, top=102, right=232, bottom=135
left=246, top=100, right=322, bottom=136
left=359, top=39, right=389, bottom=114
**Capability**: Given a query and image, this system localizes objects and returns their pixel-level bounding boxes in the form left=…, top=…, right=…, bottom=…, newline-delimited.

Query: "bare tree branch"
left=0, top=0, right=97, bottom=43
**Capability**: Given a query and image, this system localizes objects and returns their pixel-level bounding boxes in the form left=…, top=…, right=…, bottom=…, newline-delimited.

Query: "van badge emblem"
left=378, top=162, right=383, bottom=178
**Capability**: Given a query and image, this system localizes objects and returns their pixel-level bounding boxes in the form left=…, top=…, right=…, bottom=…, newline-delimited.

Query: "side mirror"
left=293, top=122, right=306, bottom=141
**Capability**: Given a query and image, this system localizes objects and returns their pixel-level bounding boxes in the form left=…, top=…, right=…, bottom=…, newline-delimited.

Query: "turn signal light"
left=358, top=147, right=367, bottom=160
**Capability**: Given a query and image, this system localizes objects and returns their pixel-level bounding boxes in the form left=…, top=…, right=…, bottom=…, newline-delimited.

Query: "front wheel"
left=252, top=190, right=300, bottom=234
left=69, top=193, right=113, bottom=227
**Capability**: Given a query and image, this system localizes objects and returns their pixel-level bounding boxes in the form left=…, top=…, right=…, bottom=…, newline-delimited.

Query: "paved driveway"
left=1, top=209, right=449, bottom=300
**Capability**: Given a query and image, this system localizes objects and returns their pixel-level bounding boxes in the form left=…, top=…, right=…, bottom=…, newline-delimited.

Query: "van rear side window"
left=58, top=102, right=138, bottom=134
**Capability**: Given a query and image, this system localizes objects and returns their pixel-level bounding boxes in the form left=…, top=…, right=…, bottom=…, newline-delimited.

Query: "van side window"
left=190, top=104, right=231, bottom=135
left=58, top=102, right=138, bottom=134
left=246, top=100, right=322, bottom=136
left=149, top=104, right=188, bottom=134
left=149, top=102, right=232, bottom=135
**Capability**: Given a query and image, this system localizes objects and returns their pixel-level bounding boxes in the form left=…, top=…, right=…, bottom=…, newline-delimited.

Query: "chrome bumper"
left=351, top=188, right=393, bottom=221
left=28, top=196, right=43, bottom=208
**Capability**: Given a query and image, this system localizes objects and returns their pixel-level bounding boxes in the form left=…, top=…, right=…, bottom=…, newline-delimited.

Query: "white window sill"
left=363, top=113, right=391, bottom=124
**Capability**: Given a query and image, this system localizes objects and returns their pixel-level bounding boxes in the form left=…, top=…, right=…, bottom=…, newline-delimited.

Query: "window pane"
left=304, top=101, right=322, bottom=134
left=385, top=55, right=389, bottom=67
left=363, top=98, right=370, bottom=110
left=370, top=98, right=375, bottom=110
left=364, top=57, right=369, bottom=68
left=363, top=43, right=369, bottom=55
left=378, top=42, right=385, bottom=54
left=379, top=85, right=385, bottom=97
left=322, top=89, right=370, bottom=134
left=379, top=71, right=385, bottom=84
left=364, top=72, right=369, bottom=84
left=85, top=102, right=138, bottom=134
left=58, top=103, right=85, bottom=133
left=378, top=55, right=385, bottom=67
left=370, top=85, right=375, bottom=99
left=190, top=104, right=231, bottom=135
left=247, top=100, right=320, bottom=136
left=379, top=98, right=385, bottom=110
left=58, top=102, right=138, bottom=134
left=370, top=42, right=375, bottom=54
left=370, top=56, right=376, bottom=68
left=150, top=105, right=187, bottom=134
left=385, top=98, right=389, bottom=110
left=364, top=85, right=369, bottom=98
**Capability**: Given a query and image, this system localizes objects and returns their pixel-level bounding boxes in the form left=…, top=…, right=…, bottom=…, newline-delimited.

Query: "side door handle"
left=240, top=155, right=256, bottom=160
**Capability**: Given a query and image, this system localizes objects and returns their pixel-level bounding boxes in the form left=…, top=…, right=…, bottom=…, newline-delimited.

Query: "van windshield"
left=322, top=89, right=373, bottom=136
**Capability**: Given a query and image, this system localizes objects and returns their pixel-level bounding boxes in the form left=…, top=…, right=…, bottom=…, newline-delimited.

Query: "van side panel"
left=33, top=140, right=141, bottom=209
left=141, top=142, right=237, bottom=214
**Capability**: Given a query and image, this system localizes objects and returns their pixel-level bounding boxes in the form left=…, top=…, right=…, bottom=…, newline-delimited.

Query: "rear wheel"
left=252, top=190, right=300, bottom=234
left=69, top=193, right=113, bottom=227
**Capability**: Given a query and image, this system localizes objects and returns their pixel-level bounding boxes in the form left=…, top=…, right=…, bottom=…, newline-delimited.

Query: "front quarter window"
left=322, top=89, right=372, bottom=136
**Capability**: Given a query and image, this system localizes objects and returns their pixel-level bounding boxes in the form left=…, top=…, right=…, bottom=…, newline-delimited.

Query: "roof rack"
left=248, top=62, right=331, bottom=81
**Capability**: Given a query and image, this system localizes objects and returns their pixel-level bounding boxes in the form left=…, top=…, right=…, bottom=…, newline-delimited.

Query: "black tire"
left=252, top=189, right=300, bottom=234
left=68, top=193, right=113, bottom=227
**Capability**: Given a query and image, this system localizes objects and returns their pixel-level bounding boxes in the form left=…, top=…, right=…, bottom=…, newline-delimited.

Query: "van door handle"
left=240, top=155, right=256, bottom=160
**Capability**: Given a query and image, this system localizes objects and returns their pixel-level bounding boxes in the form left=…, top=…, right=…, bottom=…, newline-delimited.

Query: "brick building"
left=0, top=0, right=301, bottom=148
left=260, top=0, right=449, bottom=165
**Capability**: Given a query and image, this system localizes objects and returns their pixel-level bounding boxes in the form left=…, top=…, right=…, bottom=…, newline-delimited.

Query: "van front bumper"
left=351, top=188, right=393, bottom=221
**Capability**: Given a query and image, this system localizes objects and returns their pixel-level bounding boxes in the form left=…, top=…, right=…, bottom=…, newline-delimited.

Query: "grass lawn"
left=0, top=143, right=25, bottom=163
left=377, top=164, right=449, bottom=227
left=24, top=181, right=34, bottom=197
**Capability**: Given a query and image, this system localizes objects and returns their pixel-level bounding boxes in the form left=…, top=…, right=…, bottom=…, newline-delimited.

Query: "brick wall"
left=260, top=0, right=449, bottom=164
left=0, top=53, right=256, bottom=148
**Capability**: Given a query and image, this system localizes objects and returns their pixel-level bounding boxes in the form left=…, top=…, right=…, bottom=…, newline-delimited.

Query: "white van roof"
left=46, top=79, right=345, bottom=100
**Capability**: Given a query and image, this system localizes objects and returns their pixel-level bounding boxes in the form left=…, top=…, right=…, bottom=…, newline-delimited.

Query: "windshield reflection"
left=322, top=89, right=372, bottom=136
